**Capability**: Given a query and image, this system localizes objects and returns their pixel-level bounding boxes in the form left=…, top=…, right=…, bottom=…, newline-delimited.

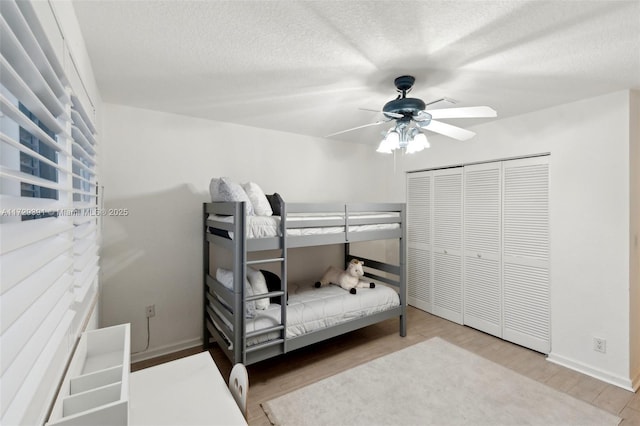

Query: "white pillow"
left=209, top=177, right=254, bottom=215
left=215, top=268, right=256, bottom=318
left=242, top=182, right=273, bottom=216
left=246, top=267, right=269, bottom=310
left=245, top=281, right=256, bottom=318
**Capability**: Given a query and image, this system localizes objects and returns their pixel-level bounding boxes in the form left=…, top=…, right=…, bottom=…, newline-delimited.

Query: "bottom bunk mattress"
left=210, top=282, right=400, bottom=348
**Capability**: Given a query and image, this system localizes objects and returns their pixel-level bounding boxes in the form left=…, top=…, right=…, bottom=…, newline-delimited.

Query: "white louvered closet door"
left=463, top=162, right=502, bottom=337
left=432, top=168, right=463, bottom=324
left=407, top=171, right=432, bottom=313
left=502, top=157, right=550, bottom=353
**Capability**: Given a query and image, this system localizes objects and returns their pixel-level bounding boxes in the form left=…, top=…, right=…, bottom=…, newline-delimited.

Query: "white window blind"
left=70, top=93, right=99, bottom=335
left=0, top=1, right=99, bottom=425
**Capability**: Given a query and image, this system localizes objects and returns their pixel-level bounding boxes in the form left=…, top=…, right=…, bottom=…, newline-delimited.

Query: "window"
left=0, top=1, right=99, bottom=424
left=18, top=102, right=59, bottom=220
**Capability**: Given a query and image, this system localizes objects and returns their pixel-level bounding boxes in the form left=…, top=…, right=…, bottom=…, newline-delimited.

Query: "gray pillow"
left=209, top=177, right=254, bottom=215
left=266, top=193, right=284, bottom=216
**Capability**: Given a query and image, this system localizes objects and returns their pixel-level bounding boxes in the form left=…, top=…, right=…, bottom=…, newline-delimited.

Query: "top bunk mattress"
left=208, top=212, right=401, bottom=239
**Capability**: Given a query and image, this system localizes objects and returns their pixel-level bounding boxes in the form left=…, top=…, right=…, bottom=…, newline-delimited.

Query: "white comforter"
left=211, top=282, right=400, bottom=347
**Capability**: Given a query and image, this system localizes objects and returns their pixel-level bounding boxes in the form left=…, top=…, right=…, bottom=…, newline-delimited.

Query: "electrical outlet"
left=146, top=304, right=155, bottom=318
left=593, top=337, right=606, bottom=353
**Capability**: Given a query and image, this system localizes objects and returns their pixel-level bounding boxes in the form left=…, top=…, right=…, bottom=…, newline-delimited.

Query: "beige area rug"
left=261, top=337, right=620, bottom=426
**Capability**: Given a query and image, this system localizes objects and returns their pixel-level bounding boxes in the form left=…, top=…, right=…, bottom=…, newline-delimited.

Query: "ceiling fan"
left=327, top=75, right=497, bottom=154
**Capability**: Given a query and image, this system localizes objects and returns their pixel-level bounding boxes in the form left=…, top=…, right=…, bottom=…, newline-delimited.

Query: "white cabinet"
left=46, top=324, right=130, bottom=426
left=407, top=156, right=550, bottom=353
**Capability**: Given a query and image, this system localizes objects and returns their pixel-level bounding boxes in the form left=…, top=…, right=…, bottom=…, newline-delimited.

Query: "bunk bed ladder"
left=234, top=202, right=247, bottom=365
left=243, top=198, right=288, bottom=364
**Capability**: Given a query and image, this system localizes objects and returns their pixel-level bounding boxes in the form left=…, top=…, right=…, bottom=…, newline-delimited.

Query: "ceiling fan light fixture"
left=407, top=131, right=429, bottom=154
left=377, top=129, right=400, bottom=153
left=377, top=125, right=429, bottom=155
left=376, top=141, right=393, bottom=154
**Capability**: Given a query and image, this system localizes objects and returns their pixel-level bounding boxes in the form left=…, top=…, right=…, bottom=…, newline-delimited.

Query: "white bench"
left=129, top=352, right=247, bottom=426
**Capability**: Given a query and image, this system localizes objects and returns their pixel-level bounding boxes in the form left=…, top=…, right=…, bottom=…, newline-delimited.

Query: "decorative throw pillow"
left=261, top=269, right=287, bottom=304
left=246, top=267, right=269, bottom=310
left=266, top=192, right=284, bottom=216
left=242, top=182, right=273, bottom=216
left=209, top=177, right=254, bottom=215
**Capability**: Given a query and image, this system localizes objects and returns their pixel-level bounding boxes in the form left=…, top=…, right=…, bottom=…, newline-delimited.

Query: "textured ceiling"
left=72, top=0, right=640, bottom=145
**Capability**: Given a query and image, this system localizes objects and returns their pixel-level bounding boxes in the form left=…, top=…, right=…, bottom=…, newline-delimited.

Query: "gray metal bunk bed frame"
left=202, top=200, right=407, bottom=365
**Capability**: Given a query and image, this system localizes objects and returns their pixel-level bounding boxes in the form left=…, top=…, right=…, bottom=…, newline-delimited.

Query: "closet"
left=407, top=156, right=550, bottom=353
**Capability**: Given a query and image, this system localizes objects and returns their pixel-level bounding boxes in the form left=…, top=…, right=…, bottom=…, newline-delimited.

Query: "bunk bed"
left=202, top=198, right=407, bottom=365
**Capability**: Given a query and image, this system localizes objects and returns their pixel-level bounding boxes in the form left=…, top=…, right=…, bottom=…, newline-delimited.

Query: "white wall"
left=100, top=103, right=391, bottom=359
left=390, top=90, right=636, bottom=390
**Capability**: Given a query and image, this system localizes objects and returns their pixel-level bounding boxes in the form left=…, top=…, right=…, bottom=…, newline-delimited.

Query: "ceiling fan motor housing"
left=383, top=97, right=427, bottom=119
left=383, top=75, right=428, bottom=119
left=394, top=75, right=416, bottom=92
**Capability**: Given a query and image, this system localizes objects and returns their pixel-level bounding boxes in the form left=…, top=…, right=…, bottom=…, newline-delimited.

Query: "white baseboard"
left=547, top=352, right=634, bottom=391
left=130, top=337, right=202, bottom=364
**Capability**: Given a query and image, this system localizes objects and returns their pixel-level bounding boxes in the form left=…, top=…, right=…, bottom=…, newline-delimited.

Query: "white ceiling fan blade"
left=426, top=106, right=497, bottom=119
left=358, top=108, right=403, bottom=118
left=325, top=119, right=391, bottom=137
left=420, top=119, right=476, bottom=141
left=423, top=97, right=457, bottom=108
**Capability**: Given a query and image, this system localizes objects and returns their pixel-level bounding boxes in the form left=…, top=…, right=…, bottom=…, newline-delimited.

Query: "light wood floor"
left=132, top=307, right=640, bottom=425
